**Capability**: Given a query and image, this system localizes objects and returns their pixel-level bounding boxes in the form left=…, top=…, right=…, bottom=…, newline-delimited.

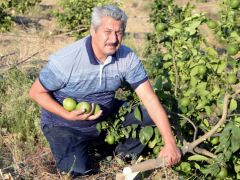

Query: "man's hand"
left=158, top=142, right=181, bottom=167
left=64, top=103, right=103, bottom=121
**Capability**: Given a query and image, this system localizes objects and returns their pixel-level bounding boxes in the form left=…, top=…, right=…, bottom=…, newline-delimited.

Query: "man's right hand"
left=64, top=104, right=103, bottom=121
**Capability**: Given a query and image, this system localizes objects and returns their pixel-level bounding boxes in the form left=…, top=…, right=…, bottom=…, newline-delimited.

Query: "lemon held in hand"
left=94, top=104, right=101, bottom=115
left=76, top=101, right=92, bottom=113
left=63, top=98, right=77, bottom=112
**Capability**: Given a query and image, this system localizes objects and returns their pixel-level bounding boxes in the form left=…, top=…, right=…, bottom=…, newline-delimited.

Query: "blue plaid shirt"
left=39, top=35, right=148, bottom=131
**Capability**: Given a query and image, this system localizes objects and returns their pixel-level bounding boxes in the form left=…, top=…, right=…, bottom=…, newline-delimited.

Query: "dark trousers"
left=42, top=102, right=154, bottom=176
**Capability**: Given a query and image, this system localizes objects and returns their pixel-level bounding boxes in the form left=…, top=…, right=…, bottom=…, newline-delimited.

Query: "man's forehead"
left=100, top=16, right=122, bottom=24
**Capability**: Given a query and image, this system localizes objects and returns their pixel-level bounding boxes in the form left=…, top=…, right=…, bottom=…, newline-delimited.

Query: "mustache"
left=106, top=42, right=119, bottom=47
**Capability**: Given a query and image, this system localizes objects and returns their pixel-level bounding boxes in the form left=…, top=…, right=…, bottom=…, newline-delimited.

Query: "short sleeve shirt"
left=39, top=36, right=148, bottom=130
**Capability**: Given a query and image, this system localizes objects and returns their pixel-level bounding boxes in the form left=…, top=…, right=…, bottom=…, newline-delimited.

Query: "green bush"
left=0, top=7, right=12, bottom=32
left=144, top=0, right=240, bottom=178
left=53, top=0, right=112, bottom=39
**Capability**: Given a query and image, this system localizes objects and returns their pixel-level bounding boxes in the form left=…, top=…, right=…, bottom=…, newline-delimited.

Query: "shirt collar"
left=85, top=36, right=116, bottom=65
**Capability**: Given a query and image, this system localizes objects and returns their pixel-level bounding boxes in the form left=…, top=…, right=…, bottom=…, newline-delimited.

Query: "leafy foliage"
left=1, top=0, right=41, bottom=13
left=0, top=0, right=41, bottom=32
left=0, top=7, right=12, bottom=32
left=53, top=0, right=113, bottom=39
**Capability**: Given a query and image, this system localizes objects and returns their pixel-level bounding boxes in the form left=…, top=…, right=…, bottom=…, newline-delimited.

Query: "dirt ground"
left=0, top=0, right=221, bottom=69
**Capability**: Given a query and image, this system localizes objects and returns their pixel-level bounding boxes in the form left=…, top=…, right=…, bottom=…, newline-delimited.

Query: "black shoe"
left=117, top=153, right=138, bottom=162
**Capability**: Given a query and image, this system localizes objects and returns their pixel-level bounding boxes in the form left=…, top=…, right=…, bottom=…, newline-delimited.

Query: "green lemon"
left=94, top=104, right=101, bottom=115
left=207, top=20, right=218, bottom=29
left=234, top=164, right=240, bottom=173
left=76, top=101, right=91, bottom=113
left=155, top=23, right=167, bottom=33
left=227, top=74, right=237, bottom=84
left=198, top=65, right=207, bottom=75
left=230, top=0, right=240, bottom=9
left=210, top=137, right=219, bottom=145
left=153, top=146, right=161, bottom=155
left=63, top=98, right=77, bottom=112
left=180, top=97, right=190, bottom=107
left=227, top=44, right=239, bottom=56
left=105, top=135, right=115, bottom=145
left=216, top=167, right=228, bottom=179
left=180, top=162, right=191, bottom=173
left=96, top=123, right=101, bottom=132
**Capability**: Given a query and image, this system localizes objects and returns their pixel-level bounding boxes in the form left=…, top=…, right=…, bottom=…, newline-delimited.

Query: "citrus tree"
left=142, top=0, right=240, bottom=179
left=98, top=0, right=240, bottom=179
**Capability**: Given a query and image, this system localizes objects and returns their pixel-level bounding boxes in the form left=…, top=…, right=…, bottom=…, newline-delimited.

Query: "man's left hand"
left=158, top=143, right=181, bottom=167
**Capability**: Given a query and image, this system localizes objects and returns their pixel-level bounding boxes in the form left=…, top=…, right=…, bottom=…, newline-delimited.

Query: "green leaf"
left=166, top=28, right=181, bottom=36
left=194, top=162, right=201, bottom=170
left=188, top=154, right=211, bottom=163
left=154, top=127, right=161, bottom=142
left=134, top=106, right=142, bottom=121
left=197, top=89, right=210, bottom=97
left=148, top=138, right=157, bottom=148
left=139, top=126, right=154, bottom=145
left=196, top=99, right=207, bottom=110
left=206, top=47, right=218, bottom=58
left=163, top=62, right=172, bottom=69
left=183, top=87, right=196, bottom=96
left=131, top=124, right=138, bottom=130
left=216, top=124, right=232, bottom=153
left=154, top=77, right=163, bottom=90
left=231, top=126, right=240, bottom=153
left=197, top=82, right=207, bottom=90
left=121, top=128, right=129, bottom=138
left=190, top=66, right=199, bottom=76
left=200, top=163, right=220, bottom=176
left=204, top=106, right=212, bottom=116
left=217, top=61, right=226, bottom=74
left=229, top=99, right=237, bottom=111
left=203, top=119, right=210, bottom=127
left=211, top=85, right=220, bottom=96
left=163, top=53, right=172, bottom=61
left=132, top=130, right=137, bottom=139
left=190, top=76, right=198, bottom=86
left=113, top=119, right=121, bottom=128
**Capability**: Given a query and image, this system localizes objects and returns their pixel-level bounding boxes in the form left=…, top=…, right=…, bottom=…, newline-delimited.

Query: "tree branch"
left=194, top=147, right=216, bottom=158
left=188, top=93, right=230, bottom=149
left=177, top=113, right=198, bottom=141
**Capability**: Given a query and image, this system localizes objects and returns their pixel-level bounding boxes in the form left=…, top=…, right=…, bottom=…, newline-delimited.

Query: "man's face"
left=91, top=16, right=124, bottom=60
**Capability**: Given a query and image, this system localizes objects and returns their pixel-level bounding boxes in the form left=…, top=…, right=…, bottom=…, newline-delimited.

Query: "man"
left=29, top=4, right=181, bottom=177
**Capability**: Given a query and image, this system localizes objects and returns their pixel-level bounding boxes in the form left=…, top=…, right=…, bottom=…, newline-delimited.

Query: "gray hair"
left=91, top=5, right=128, bottom=32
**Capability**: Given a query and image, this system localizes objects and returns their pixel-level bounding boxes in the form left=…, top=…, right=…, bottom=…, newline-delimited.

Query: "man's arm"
left=29, top=78, right=102, bottom=121
left=135, top=80, right=181, bottom=166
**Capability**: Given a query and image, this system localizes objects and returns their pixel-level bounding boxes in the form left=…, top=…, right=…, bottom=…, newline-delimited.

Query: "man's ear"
left=90, top=26, right=95, bottom=36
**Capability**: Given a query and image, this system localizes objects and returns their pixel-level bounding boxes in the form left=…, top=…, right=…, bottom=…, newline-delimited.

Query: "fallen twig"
left=0, top=52, right=17, bottom=62
left=0, top=50, right=44, bottom=69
